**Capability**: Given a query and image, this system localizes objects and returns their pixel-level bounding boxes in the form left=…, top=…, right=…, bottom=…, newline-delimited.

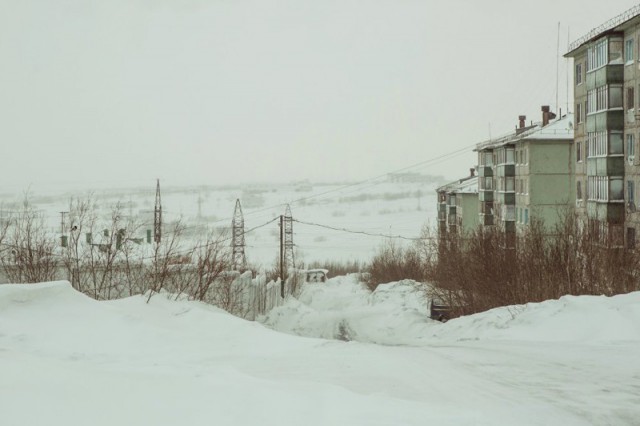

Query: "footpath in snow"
left=1, top=279, right=639, bottom=425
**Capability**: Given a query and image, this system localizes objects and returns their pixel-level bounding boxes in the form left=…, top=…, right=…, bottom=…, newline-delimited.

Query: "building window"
left=576, top=63, right=583, bottom=85
left=480, top=176, right=493, bottom=190
left=587, top=131, right=623, bottom=157
left=587, top=176, right=624, bottom=201
left=576, top=103, right=582, bottom=123
left=628, top=133, right=636, bottom=163
left=625, top=38, right=634, bottom=63
left=577, top=181, right=582, bottom=200
left=627, top=228, right=636, bottom=249
left=587, top=38, right=608, bottom=71
left=611, top=178, right=624, bottom=201
left=576, top=142, right=582, bottom=162
left=587, top=132, right=607, bottom=157
left=628, top=86, right=635, bottom=110
left=588, top=85, right=624, bottom=114
left=524, top=209, right=529, bottom=225
left=628, top=180, right=635, bottom=206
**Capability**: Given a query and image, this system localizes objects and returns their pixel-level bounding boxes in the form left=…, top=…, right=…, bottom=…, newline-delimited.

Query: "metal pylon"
left=232, top=199, right=246, bottom=271
left=283, top=204, right=294, bottom=272
left=154, top=179, right=162, bottom=243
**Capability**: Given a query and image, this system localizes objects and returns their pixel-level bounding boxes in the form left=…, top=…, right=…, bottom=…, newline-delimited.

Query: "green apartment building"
left=475, top=110, right=574, bottom=239
left=514, top=112, right=575, bottom=229
left=436, top=172, right=479, bottom=235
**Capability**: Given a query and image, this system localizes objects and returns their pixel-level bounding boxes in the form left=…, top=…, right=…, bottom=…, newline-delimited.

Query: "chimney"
left=518, top=115, right=526, bottom=129
left=542, top=105, right=550, bottom=126
left=470, top=167, right=475, bottom=177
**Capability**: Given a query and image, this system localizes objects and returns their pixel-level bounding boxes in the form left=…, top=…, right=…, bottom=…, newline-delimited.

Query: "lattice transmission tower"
left=283, top=204, right=294, bottom=273
left=231, top=199, right=247, bottom=271
left=154, top=179, right=162, bottom=243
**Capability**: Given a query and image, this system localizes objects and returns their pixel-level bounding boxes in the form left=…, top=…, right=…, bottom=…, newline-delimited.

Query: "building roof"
left=436, top=175, right=478, bottom=195
left=455, top=177, right=479, bottom=194
left=565, top=5, right=640, bottom=57
left=475, top=113, right=573, bottom=151
left=523, top=113, right=574, bottom=141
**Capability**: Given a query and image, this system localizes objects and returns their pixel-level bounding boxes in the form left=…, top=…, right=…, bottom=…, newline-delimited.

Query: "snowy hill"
left=1, top=280, right=639, bottom=425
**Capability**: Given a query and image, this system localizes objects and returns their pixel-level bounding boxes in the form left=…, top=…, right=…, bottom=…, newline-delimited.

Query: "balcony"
left=496, top=192, right=516, bottom=205
left=479, top=191, right=494, bottom=202
left=586, top=63, right=623, bottom=89
left=586, top=201, right=624, bottom=223
left=437, top=203, right=446, bottom=221
left=495, top=164, right=515, bottom=177
left=477, top=165, right=493, bottom=177
left=587, top=156, right=624, bottom=176
left=586, top=110, right=624, bottom=133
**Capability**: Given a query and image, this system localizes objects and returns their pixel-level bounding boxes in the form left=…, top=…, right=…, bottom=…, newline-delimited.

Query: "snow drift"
left=1, top=280, right=639, bottom=425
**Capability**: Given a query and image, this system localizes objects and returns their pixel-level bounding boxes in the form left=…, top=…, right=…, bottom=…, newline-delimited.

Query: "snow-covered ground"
left=2, top=278, right=639, bottom=425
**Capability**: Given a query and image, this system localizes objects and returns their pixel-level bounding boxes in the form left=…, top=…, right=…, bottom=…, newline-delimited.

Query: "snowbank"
left=1, top=280, right=639, bottom=425
left=260, top=276, right=640, bottom=346
left=259, top=275, right=436, bottom=344
left=430, top=292, right=640, bottom=343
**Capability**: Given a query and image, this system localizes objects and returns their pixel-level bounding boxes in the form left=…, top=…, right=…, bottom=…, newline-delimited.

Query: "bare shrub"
left=1, top=198, right=58, bottom=283
left=428, top=211, right=640, bottom=317
left=367, top=240, right=424, bottom=291
left=146, top=220, right=186, bottom=302
left=185, top=230, right=232, bottom=302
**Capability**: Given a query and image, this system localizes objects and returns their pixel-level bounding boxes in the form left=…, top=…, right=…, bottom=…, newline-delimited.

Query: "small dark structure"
left=430, top=299, right=451, bottom=322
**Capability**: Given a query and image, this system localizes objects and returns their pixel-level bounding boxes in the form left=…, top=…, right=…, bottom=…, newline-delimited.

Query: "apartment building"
left=436, top=171, right=479, bottom=235
left=565, top=5, right=640, bottom=247
left=514, top=112, right=574, bottom=229
left=475, top=109, right=574, bottom=239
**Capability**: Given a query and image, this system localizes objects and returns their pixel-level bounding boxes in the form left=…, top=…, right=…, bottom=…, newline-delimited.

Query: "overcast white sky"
left=1, top=0, right=639, bottom=191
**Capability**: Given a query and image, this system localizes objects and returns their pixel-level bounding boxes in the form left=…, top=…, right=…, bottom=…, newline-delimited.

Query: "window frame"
left=627, top=133, right=636, bottom=163
left=625, top=38, right=634, bottom=64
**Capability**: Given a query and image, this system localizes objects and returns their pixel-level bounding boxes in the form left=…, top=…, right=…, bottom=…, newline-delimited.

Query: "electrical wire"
left=292, top=218, right=433, bottom=241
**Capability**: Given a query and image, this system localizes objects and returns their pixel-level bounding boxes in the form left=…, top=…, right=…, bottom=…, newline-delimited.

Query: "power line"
left=292, top=218, right=433, bottom=241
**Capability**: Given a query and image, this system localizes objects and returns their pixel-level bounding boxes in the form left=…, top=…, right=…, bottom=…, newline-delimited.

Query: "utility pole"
left=60, top=211, right=68, bottom=235
left=283, top=204, right=294, bottom=275
left=154, top=179, right=162, bottom=243
left=279, top=214, right=284, bottom=298
left=60, top=211, right=68, bottom=247
left=231, top=199, right=247, bottom=271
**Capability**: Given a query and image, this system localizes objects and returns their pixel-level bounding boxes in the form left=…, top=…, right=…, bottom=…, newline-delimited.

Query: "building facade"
left=565, top=5, right=640, bottom=247
left=515, top=112, right=575, bottom=230
left=436, top=172, right=479, bottom=235
left=475, top=109, right=574, bottom=240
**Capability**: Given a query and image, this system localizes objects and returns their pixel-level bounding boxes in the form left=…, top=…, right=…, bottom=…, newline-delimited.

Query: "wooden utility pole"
left=154, top=179, right=162, bottom=243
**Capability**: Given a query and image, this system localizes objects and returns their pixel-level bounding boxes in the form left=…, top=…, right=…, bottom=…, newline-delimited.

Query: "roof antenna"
left=555, top=21, right=561, bottom=114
